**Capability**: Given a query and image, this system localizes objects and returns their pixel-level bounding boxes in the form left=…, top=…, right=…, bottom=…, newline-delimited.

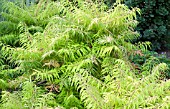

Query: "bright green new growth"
left=0, top=0, right=170, bottom=109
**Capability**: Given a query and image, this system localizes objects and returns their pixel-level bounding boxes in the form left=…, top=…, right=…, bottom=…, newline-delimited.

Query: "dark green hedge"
left=107, top=0, right=170, bottom=50
left=126, top=0, right=170, bottom=50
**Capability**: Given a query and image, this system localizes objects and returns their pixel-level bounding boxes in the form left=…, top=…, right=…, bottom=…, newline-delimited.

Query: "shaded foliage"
left=106, top=0, right=170, bottom=50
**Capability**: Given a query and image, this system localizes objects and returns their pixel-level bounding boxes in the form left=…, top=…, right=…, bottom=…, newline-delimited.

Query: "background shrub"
left=106, top=0, right=170, bottom=50
left=126, top=0, right=170, bottom=50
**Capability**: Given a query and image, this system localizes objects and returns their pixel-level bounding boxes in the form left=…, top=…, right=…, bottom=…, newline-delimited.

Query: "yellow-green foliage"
left=0, top=0, right=170, bottom=109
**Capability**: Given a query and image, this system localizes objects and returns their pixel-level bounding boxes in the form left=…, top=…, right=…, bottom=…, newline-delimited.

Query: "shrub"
left=0, top=0, right=170, bottom=109
left=125, top=0, right=170, bottom=50
left=106, top=0, right=170, bottom=50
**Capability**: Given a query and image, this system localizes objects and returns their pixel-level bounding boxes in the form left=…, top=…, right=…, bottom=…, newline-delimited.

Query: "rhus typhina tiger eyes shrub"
left=0, top=0, right=66, bottom=35
left=0, top=0, right=67, bottom=91
left=0, top=0, right=170, bottom=109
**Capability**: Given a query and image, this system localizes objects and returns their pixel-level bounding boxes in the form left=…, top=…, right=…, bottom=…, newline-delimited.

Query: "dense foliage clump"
left=126, top=0, right=170, bottom=50
left=106, top=0, right=170, bottom=50
left=0, top=0, right=170, bottom=109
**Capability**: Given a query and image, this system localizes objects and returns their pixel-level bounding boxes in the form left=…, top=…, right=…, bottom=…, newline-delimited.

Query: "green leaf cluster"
left=0, top=0, right=170, bottom=109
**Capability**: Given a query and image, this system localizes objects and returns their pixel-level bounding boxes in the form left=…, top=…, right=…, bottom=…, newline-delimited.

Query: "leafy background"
left=106, top=0, right=170, bottom=50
